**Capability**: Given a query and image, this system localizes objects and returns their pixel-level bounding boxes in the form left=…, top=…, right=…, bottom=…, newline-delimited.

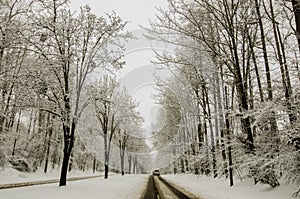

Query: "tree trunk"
left=44, top=115, right=53, bottom=173
left=93, top=157, right=96, bottom=173
left=120, top=148, right=125, bottom=176
left=215, top=65, right=228, bottom=177
left=226, top=113, right=234, bottom=187
left=213, top=70, right=221, bottom=177
left=128, top=154, right=132, bottom=174
left=36, top=109, right=45, bottom=166
left=197, top=123, right=203, bottom=149
left=68, top=152, right=73, bottom=172
left=225, top=86, right=234, bottom=186
left=119, top=130, right=127, bottom=176
left=133, top=155, right=136, bottom=174
left=203, top=118, right=210, bottom=175
left=104, top=132, right=109, bottom=179
left=0, top=116, right=5, bottom=133
left=104, top=163, right=109, bottom=178
left=213, top=74, right=220, bottom=146
left=223, top=0, right=254, bottom=153
left=228, top=21, right=254, bottom=153
left=247, top=30, right=264, bottom=102
left=119, top=142, right=125, bottom=175
left=25, top=109, right=34, bottom=150
left=235, top=73, right=254, bottom=153
left=204, top=86, right=217, bottom=177
left=133, top=155, right=137, bottom=174
left=249, top=4, right=278, bottom=149
left=292, top=0, right=300, bottom=53
left=276, top=20, right=296, bottom=125
left=254, top=0, right=273, bottom=100
left=202, top=86, right=210, bottom=175
left=12, top=110, right=21, bottom=156
left=59, top=123, right=75, bottom=186
left=59, top=148, right=71, bottom=186
left=174, top=161, right=177, bottom=174
left=59, top=119, right=75, bottom=186
left=1, top=81, right=15, bottom=133
left=181, top=158, right=185, bottom=173
left=52, top=128, right=60, bottom=170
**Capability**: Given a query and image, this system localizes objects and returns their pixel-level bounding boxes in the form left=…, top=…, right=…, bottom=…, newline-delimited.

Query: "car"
left=152, top=169, right=160, bottom=176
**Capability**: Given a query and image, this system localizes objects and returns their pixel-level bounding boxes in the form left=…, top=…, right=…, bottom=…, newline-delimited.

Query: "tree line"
left=147, top=0, right=300, bottom=189
left=0, top=0, right=147, bottom=186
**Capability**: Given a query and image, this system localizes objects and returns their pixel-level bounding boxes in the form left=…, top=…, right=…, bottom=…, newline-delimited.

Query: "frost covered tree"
left=145, top=0, right=300, bottom=189
left=91, top=76, right=119, bottom=179
left=22, top=0, right=128, bottom=186
left=114, top=91, right=142, bottom=176
left=91, top=77, right=145, bottom=178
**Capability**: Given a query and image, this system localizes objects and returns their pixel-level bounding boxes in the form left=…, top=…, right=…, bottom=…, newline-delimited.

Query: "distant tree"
left=91, top=76, right=119, bottom=179
left=0, top=0, right=30, bottom=134
left=115, top=91, right=142, bottom=176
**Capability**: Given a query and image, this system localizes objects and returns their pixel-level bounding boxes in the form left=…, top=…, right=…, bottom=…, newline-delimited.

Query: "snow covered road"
left=0, top=175, right=148, bottom=199
left=1, top=172, right=298, bottom=199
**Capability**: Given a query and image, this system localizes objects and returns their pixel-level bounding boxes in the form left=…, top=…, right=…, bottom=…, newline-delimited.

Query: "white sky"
left=70, top=0, right=170, bottom=130
left=69, top=0, right=168, bottom=30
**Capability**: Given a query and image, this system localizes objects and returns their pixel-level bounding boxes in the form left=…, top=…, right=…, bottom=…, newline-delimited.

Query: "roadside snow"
left=163, top=174, right=298, bottom=199
left=2, top=168, right=297, bottom=199
left=0, top=168, right=100, bottom=184
left=0, top=174, right=148, bottom=199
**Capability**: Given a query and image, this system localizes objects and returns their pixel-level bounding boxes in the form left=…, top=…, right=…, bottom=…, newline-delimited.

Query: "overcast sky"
left=70, top=1, right=170, bottom=130
left=69, top=0, right=168, bottom=30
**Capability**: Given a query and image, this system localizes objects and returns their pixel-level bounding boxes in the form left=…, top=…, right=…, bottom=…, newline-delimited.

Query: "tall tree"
left=92, top=76, right=119, bottom=179
left=25, top=1, right=127, bottom=186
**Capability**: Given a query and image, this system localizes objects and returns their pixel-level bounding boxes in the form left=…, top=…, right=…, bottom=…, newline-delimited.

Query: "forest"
left=0, top=0, right=149, bottom=187
left=0, top=0, right=300, bottom=195
left=147, top=0, right=300, bottom=190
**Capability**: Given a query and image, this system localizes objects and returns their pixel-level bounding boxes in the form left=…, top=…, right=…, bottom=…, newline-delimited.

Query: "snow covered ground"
left=163, top=174, right=299, bottom=199
left=0, top=171, right=148, bottom=199
left=0, top=168, right=102, bottom=184
left=1, top=168, right=299, bottom=199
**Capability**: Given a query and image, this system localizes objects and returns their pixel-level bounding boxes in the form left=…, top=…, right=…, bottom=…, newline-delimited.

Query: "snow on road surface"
left=163, top=174, right=298, bottom=199
left=0, top=174, right=148, bottom=199
left=1, top=168, right=298, bottom=199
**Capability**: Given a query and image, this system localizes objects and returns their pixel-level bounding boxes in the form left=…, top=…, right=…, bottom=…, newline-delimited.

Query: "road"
left=142, top=175, right=200, bottom=199
left=1, top=174, right=201, bottom=198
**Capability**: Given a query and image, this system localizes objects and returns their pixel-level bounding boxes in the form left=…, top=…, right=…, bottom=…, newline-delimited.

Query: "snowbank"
left=0, top=168, right=100, bottom=184
left=0, top=174, right=148, bottom=199
left=163, top=174, right=298, bottom=199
